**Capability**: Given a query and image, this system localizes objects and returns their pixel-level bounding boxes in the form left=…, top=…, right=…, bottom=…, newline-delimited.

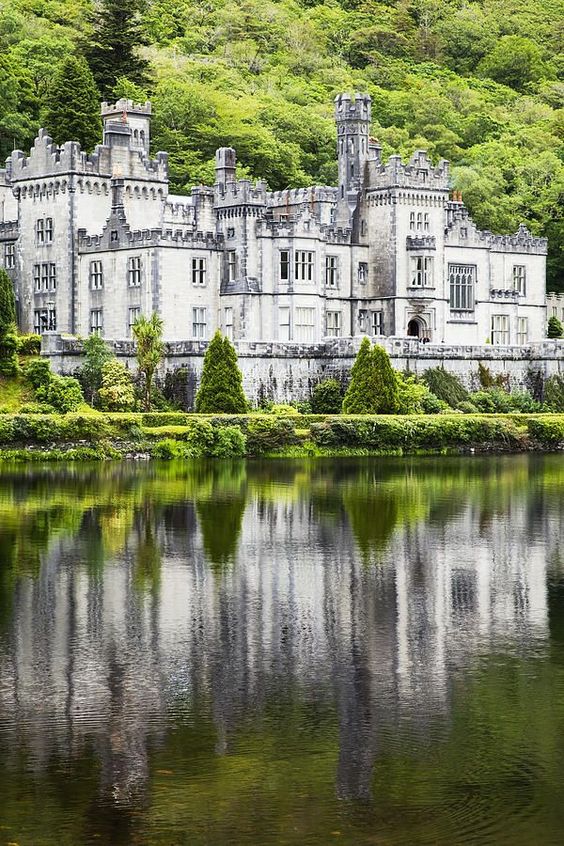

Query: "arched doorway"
left=407, top=318, right=422, bottom=338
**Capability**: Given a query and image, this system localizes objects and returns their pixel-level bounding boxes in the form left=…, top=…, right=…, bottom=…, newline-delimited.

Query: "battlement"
left=214, top=178, right=268, bottom=207
left=8, top=130, right=104, bottom=179
left=368, top=150, right=450, bottom=191
left=267, top=186, right=338, bottom=206
left=101, top=99, right=152, bottom=118
left=445, top=215, right=547, bottom=255
left=0, top=220, right=18, bottom=240
left=335, top=93, right=372, bottom=124
left=78, top=225, right=222, bottom=252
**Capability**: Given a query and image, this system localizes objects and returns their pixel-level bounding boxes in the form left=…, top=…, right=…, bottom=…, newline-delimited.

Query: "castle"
left=0, top=95, right=548, bottom=346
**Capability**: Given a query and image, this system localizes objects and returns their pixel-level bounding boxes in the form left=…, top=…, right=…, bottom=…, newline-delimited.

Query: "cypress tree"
left=85, top=0, right=149, bottom=99
left=196, top=331, right=247, bottom=413
left=0, top=268, right=16, bottom=334
left=547, top=315, right=563, bottom=339
left=44, top=55, right=102, bottom=152
left=342, top=338, right=400, bottom=414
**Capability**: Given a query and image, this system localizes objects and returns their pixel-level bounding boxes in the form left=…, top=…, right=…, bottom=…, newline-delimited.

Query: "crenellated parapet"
left=446, top=207, right=547, bottom=254
left=0, top=220, right=19, bottom=240
left=214, top=178, right=268, bottom=211
left=267, top=186, right=338, bottom=207
left=367, top=151, right=450, bottom=192
left=78, top=224, right=222, bottom=253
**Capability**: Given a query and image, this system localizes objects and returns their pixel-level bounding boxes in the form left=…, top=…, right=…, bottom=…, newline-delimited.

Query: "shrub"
left=196, top=331, right=248, bottom=413
left=152, top=438, right=188, bottom=459
left=457, top=400, right=480, bottom=414
left=142, top=412, right=189, bottom=427
left=36, top=374, right=84, bottom=413
left=422, top=367, right=469, bottom=407
left=79, top=334, right=113, bottom=404
left=471, top=388, right=511, bottom=413
left=24, top=358, right=52, bottom=390
left=421, top=392, right=449, bottom=414
left=0, top=268, right=16, bottom=333
left=246, top=417, right=297, bottom=454
left=0, top=331, right=19, bottom=376
left=343, top=339, right=399, bottom=414
left=97, top=359, right=136, bottom=411
left=19, top=402, right=57, bottom=414
left=186, top=419, right=216, bottom=453
left=209, top=426, right=247, bottom=457
left=544, top=375, right=564, bottom=411
left=508, top=391, right=542, bottom=413
left=311, top=379, right=342, bottom=414
left=528, top=417, right=564, bottom=446
left=547, top=316, right=563, bottom=338
left=16, top=334, right=42, bottom=356
left=396, top=374, right=430, bottom=415
left=477, top=362, right=508, bottom=389
left=270, top=403, right=300, bottom=416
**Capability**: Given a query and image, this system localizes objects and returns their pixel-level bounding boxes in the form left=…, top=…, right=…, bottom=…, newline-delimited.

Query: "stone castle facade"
left=0, top=94, right=548, bottom=346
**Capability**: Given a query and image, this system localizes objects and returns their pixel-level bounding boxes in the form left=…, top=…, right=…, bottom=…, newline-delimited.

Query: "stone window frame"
left=491, top=314, right=510, bottom=345
left=358, top=262, right=368, bottom=284
left=294, top=306, right=316, bottom=341
left=279, top=250, right=290, bottom=283
left=224, top=307, right=233, bottom=340
left=191, top=256, right=207, bottom=286
left=294, top=250, right=314, bottom=283
left=326, top=309, right=342, bottom=337
left=278, top=306, right=291, bottom=341
left=90, top=308, right=103, bottom=336
left=128, top=306, right=141, bottom=336
left=33, top=307, right=56, bottom=334
left=35, top=217, right=54, bottom=245
left=409, top=255, right=433, bottom=288
left=516, top=316, right=528, bottom=345
left=127, top=255, right=142, bottom=287
left=513, top=265, right=526, bottom=296
left=371, top=310, right=384, bottom=336
left=227, top=251, right=237, bottom=283
left=33, top=262, right=56, bottom=293
left=192, top=306, right=207, bottom=339
left=449, top=263, right=476, bottom=312
left=4, top=243, right=15, bottom=269
left=325, top=255, right=338, bottom=288
left=89, top=260, right=103, bottom=290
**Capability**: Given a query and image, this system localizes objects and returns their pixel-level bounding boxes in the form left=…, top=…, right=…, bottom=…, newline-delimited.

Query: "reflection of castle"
left=0, top=460, right=555, bottom=810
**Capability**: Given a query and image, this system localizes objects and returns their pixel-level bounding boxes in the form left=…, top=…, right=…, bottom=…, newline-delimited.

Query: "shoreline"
left=0, top=411, right=562, bottom=461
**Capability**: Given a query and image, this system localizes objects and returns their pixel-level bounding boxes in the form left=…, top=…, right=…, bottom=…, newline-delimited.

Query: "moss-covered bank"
left=0, top=412, right=563, bottom=461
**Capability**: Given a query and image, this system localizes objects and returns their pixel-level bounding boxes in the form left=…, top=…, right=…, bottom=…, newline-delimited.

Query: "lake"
left=0, top=456, right=563, bottom=845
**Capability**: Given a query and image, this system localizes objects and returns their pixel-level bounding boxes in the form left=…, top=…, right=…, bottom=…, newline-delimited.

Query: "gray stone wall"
left=42, top=333, right=564, bottom=408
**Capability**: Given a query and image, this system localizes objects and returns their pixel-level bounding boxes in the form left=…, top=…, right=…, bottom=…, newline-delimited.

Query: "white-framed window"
left=295, top=307, right=315, bottom=341
left=279, top=306, right=290, bottom=341
left=513, top=265, right=526, bottom=296
left=358, top=262, right=368, bottom=283
left=192, top=257, right=206, bottom=286
left=48, top=263, right=56, bottom=291
left=552, top=306, right=558, bottom=317
left=516, top=316, right=528, bottom=345
left=224, top=306, right=233, bottom=340
left=409, top=212, right=415, bottom=231
left=416, top=212, right=422, bottom=230
left=325, top=255, right=338, bottom=288
left=423, top=213, right=430, bottom=232
left=33, top=263, right=56, bottom=292
left=279, top=250, right=290, bottom=283
left=90, top=309, right=103, bottom=335
left=4, top=243, right=15, bottom=269
left=295, top=251, right=314, bottom=283
left=491, top=314, right=510, bottom=345
left=35, top=217, right=53, bottom=245
left=192, top=306, right=207, bottom=339
left=33, top=264, right=41, bottom=293
left=89, top=260, right=103, bottom=290
left=449, top=263, right=476, bottom=311
left=371, top=310, right=384, bottom=336
left=227, top=251, right=236, bottom=282
left=410, top=256, right=433, bottom=287
left=326, top=310, right=341, bottom=337
left=33, top=307, right=56, bottom=334
left=128, top=306, right=140, bottom=335
left=128, top=255, right=142, bottom=287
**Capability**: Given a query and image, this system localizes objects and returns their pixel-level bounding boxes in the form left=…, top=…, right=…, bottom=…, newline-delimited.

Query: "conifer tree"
left=547, top=315, right=563, bottom=339
left=43, top=55, right=102, bottom=152
left=196, top=331, right=247, bottom=413
left=0, top=268, right=16, bottom=335
left=85, top=0, right=149, bottom=99
left=342, top=338, right=400, bottom=414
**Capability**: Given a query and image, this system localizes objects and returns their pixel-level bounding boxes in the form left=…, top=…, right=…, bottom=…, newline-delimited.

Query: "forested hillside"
left=0, top=0, right=562, bottom=288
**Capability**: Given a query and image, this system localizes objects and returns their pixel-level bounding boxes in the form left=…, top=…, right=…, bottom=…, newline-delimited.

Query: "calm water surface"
left=1, top=456, right=564, bottom=845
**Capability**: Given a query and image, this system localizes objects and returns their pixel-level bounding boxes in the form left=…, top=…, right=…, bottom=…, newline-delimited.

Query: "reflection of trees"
left=195, top=462, right=248, bottom=567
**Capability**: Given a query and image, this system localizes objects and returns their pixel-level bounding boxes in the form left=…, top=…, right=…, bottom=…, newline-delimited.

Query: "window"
left=33, top=263, right=56, bottom=292
left=90, top=309, right=103, bottom=335
left=491, top=314, right=510, bottom=345
left=227, top=251, right=236, bottom=282
left=358, top=262, right=368, bottom=284
left=513, top=265, right=526, bottom=296
left=128, top=256, right=141, bottom=287
left=89, top=260, right=103, bottom=290
left=326, top=310, right=341, bottom=337
left=325, top=255, right=338, bottom=288
left=295, top=307, right=315, bottom=341
left=4, top=243, right=15, bottom=269
left=279, top=306, right=290, bottom=341
left=517, top=316, right=528, bottom=345
left=279, top=250, right=290, bottom=283
left=224, top=307, right=233, bottom=340
left=33, top=307, right=56, bottom=334
left=416, top=212, right=422, bottom=230
left=36, top=218, right=53, bottom=245
left=410, top=256, right=433, bottom=287
left=110, top=230, right=118, bottom=243
left=409, top=212, right=415, bottom=231
left=192, top=307, right=207, bottom=339
left=295, top=251, right=314, bottom=283
left=227, top=227, right=235, bottom=238
left=128, top=307, right=140, bottom=335
left=449, top=264, right=476, bottom=312
left=192, top=257, right=206, bottom=286
left=423, top=213, right=430, bottom=232
left=371, top=310, right=384, bottom=336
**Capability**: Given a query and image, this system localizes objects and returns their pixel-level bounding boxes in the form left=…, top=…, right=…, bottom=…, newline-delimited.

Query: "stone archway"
left=407, top=317, right=423, bottom=338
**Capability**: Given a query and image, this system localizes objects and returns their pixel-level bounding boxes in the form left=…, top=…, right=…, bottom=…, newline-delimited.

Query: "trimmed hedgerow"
left=527, top=417, right=564, bottom=446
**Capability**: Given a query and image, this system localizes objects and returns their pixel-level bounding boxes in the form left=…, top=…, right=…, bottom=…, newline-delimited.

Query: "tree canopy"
left=43, top=54, right=102, bottom=151
left=0, top=0, right=562, bottom=288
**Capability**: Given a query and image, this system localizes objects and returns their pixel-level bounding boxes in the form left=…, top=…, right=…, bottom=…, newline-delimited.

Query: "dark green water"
left=1, top=456, right=564, bottom=846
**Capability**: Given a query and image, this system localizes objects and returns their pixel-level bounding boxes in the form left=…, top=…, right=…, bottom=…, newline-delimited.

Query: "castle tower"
left=101, top=99, right=152, bottom=154
left=215, top=147, right=237, bottom=187
left=335, top=93, right=371, bottom=226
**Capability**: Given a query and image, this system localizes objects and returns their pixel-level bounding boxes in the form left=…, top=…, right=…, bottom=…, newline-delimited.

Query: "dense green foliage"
left=0, top=0, right=562, bottom=287
left=43, top=54, right=102, bottom=151
left=132, top=312, right=164, bottom=410
left=311, top=378, right=342, bottom=414
left=547, top=315, right=563, bottom=338
left=544, top=374, right=564, bottom=411
left=195, top=330, right=248, bottom=413
left=23, top=356, right=84, bottom=412
left=78, top=333, right=113, bottom=404
left=422, top=367, right=470, bottom=406
left=343, top=339, right=400, bottom=414
left=97, top=359, right=136, bottom=410
left=0, top=269, right=16, bottom=334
